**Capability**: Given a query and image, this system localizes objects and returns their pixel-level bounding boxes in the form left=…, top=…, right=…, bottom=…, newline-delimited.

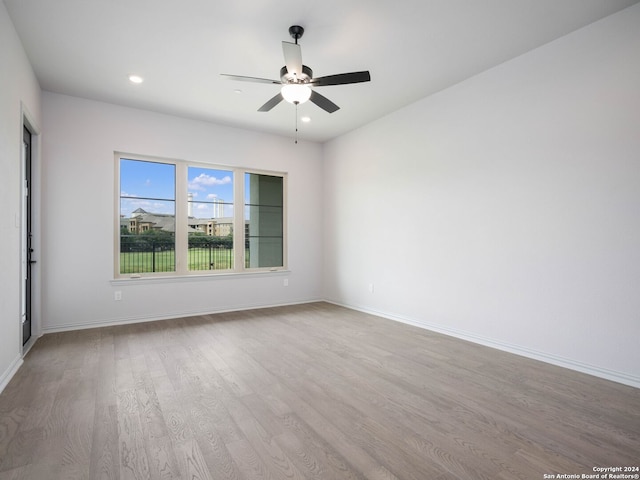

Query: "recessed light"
left=128, top=75, right=144, bottom=84
left=301, top=116, right=311, bottom=123
left=234, top=89, right=243, bottom=94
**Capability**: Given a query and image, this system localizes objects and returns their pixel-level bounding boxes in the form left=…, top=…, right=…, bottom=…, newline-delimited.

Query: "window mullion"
left=114, top=157, right=121, bottom=278
left=234, top=168, right=244, bottom=272
left=175, top=163, right=188, bottom=274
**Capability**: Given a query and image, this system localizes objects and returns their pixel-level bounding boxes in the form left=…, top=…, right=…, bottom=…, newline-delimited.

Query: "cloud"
left=206, top=193, right=218, bottom=200
left=153, top=202, right=171, bottom=211
left=120, top=197, right=173, bottom=216
left=188, top=173, right=232, bottom=191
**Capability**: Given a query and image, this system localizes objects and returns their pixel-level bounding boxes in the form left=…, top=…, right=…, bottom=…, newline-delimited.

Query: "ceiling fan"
left=221, top=25, right=371, bottom=114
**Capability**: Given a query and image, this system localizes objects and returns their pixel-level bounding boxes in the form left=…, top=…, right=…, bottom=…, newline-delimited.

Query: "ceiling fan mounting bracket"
left=289, top=25, right=304, bottom=44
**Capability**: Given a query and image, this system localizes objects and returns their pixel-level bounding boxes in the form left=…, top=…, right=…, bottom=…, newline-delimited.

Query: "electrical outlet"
left=114, top=291, right=122, bottom=301
left=283, top=278, right=289, bottom=287
left=368, top=283, right=374, bottom=293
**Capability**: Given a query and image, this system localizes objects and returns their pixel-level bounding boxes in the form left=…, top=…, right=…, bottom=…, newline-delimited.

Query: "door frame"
left=21, top=104, right=40, bottom=354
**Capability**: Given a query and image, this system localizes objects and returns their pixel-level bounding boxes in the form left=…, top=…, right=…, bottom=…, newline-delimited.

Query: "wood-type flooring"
left=0, top=302, right=638, bottom=479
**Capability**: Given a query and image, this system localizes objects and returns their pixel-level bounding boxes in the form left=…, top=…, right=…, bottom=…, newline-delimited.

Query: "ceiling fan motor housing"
left=280, top=65, right=313, bottom=84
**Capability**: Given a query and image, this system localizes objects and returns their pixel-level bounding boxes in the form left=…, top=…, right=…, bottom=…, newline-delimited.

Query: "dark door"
left=23, top=125, right=32, bottom=345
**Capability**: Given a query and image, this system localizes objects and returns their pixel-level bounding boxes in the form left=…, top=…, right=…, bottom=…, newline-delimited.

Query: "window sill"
left=110, top=269, right=290, bottom=286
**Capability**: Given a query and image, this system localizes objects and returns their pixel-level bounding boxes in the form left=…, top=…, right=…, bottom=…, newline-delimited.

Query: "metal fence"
left=189, top=245, right=233, bottom=270
left=120, top=235, right=233, bottom=273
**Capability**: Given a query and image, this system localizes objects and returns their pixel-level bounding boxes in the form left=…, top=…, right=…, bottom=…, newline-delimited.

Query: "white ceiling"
left=5, top=0, right=639, bottom=143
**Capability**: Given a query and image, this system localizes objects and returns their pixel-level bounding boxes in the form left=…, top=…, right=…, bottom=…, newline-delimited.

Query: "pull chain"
left=295, top=102, right=299, bottom=144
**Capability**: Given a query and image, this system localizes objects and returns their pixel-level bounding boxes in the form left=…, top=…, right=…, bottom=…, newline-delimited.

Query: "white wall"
left=41, top=93, right=323, bottom=331
left=0, top=3, right=41, bottom=389
left=323, top=4, right=640, bottom=387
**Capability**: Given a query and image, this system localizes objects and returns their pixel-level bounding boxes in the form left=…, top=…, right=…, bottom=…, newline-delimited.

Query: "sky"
left=120, top=159, right=235, bottom=219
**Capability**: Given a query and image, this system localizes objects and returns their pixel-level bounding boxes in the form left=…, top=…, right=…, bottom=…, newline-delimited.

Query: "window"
left=245, top=173, right=284, bottom=269
left=187, top=166, right=234, bottom=271
left=115, top=154, right=286, bottom=277
left=119, top=159, right=176, bottom=274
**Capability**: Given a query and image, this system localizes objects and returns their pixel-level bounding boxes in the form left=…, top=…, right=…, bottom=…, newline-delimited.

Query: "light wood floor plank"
left=116, top=390, right=151, bottom=480
left=1, top=302, right=638, bottom=479
left=89, top=404, right=120, bottom=480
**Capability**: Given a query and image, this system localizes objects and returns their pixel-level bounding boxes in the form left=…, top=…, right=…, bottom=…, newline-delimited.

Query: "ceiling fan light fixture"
left=281, top=83, right=311, bottom=104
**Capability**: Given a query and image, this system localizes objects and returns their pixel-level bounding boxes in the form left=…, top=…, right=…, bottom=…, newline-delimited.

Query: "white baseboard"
left=326, top=300, right=640, bottom=390
left=41, top=298, right=323, bottom=334
left=0, top=356, right=24, bottom=395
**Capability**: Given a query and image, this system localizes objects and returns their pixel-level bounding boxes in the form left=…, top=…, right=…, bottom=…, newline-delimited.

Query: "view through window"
left=117, top=155, right=286, bottom=277
left=120, top=159, right=176, bottom=274
left=187, top=166, right=234, bottom=271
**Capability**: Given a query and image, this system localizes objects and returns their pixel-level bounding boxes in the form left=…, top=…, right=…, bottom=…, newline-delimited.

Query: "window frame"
left=114, top=152, right=287, bottom=279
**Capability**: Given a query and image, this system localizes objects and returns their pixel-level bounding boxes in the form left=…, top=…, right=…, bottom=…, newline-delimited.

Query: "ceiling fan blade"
left=282, top=41, right=303, bottom=77
left=311, top=71, right=371, bottom=87
left=220, top=74, right=281, bottom=85
left=258, top=93, right=284, bottom=112
left=310, top=90, right=339, bottom=113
